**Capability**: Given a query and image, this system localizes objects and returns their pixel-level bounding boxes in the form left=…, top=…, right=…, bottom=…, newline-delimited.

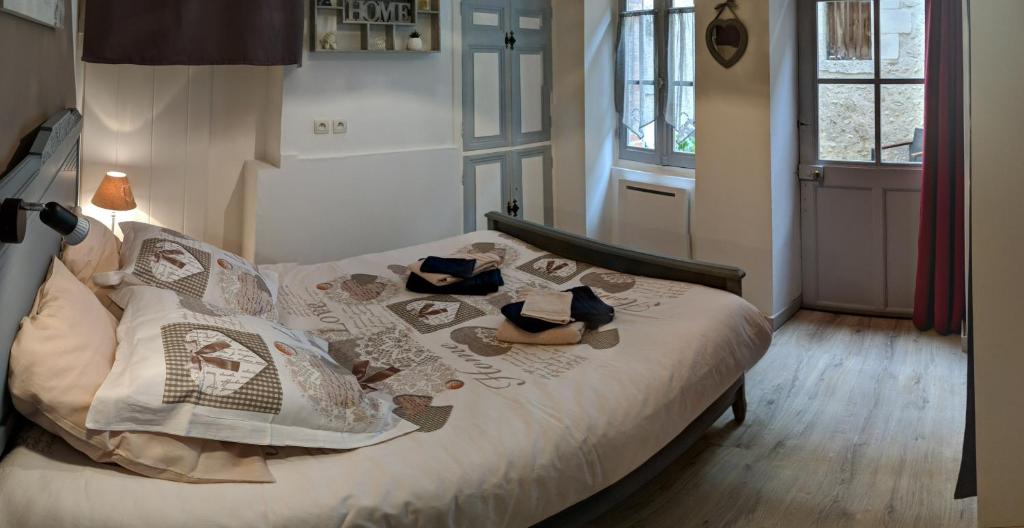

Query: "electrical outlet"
left=313, top=120, right=330, bottom=135
left=333, top=120, right=348, bottom=134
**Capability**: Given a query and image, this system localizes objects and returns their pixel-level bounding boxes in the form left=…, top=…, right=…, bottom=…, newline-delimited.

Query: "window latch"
left=798, top=164, right=824, bottom=184
left=505, top=31, right=516, bottom=50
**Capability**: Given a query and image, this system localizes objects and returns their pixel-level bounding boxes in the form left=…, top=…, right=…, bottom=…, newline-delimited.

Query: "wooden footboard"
left=486, top=213, right=744, bottom=297
left=487, top=213, right=752, bottom=526
left=535, top=376, right=748, bottom=527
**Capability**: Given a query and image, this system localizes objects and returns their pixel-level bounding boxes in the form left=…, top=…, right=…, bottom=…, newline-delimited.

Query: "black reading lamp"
left=0, top=198, right=90, bottom=246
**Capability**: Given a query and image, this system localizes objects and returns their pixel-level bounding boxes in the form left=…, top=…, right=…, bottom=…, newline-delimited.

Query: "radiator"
left=612, top=179, right=692, bottom=259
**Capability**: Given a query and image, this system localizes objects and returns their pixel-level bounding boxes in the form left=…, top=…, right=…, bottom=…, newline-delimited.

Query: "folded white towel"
left=521, top=290, right=574, bottom=325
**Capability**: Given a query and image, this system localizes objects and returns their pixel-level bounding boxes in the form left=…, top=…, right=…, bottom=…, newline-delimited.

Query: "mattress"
left=0, top=230, right=771, bottom=528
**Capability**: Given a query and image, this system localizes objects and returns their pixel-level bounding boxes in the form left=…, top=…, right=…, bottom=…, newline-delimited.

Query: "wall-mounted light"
left=91, top=171, right=137, bottom=231
left=0, top=199, right=90, bottom=246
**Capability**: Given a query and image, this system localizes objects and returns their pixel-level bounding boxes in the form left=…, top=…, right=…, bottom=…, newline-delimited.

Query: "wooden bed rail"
left=485, top=212, right=744, bottom=297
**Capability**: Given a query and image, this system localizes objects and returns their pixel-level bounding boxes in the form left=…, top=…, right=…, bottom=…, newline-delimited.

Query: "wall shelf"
left=312, top=0, right=442, bottom=54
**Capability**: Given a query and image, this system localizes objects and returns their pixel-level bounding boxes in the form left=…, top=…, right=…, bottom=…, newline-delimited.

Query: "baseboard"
left=769, top=294, right=803, bottom=331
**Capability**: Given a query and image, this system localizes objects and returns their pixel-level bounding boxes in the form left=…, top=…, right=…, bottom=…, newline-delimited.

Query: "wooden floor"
left=591, top=310, right=977, bottom=528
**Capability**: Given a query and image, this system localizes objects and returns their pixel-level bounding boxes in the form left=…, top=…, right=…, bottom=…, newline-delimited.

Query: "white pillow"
left=86, top=286, right=417, bottom=449
left=94, top=222, right=278, bottom=320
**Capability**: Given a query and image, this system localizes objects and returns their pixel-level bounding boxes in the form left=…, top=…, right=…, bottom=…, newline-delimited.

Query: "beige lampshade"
left=91, top=171, right=137, bottom=211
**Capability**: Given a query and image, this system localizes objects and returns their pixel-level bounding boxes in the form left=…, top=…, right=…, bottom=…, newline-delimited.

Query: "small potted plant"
left=407, top=30, right=424, bottom=51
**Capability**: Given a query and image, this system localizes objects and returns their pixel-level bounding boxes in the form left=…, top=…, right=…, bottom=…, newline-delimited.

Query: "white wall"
left=583, top=0, right=618, bottom=241
left=550, top=0, right=619, bottom=241
left=970, top=1, right=1024, bottom=526
left=280, top=1, right=456, bottom=159
left=552, top=0, right=800, bottom=317
left=769, top=0, right=802, bottom=317
left=81, top=64, right=282, bottom=253
left=692, top=0, right=800, bottom=317
left=551, top=1, right=587, bottom=236
left=693, top=0, right=771, bottom=314
left=245, top=0, right=462, bottom=263
left=246, top=149, right=461, bottom=265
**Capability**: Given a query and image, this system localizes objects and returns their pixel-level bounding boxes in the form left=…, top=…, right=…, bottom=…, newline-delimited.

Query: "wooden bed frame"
left=486, top=213, right=749, bottom=526
left=0, top=109, right=751, bottom=527
left=0, top=109, right=81, bottom=458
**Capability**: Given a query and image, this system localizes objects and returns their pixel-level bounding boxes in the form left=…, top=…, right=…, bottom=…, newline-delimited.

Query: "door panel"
left=471, top=10, right=500, bottom=27
left=884, top=190, right=921, bottom=311
left=511, top=147, right=552, bottom=225
left=517, top=52, right=545, bottom=135
left=519, top=154, right=545, bottom=222
left=800, top=167, right=921, bottom=316
left=813, top=186, right=878, bottom=308
left=462, top=0, right=509, bottom=151
left=463, top=153, right=510, bottom=232
left=509, top=1, right=551, bottom=145
left=474, top=162, right=504, bottom=230
left=518, top=14, right=543, bottom=31
left=471, top=52, right=503, bottom=138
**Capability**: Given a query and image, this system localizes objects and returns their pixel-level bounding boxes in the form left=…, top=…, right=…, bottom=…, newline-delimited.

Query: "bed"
left=0, top=110, right=771, bottom=527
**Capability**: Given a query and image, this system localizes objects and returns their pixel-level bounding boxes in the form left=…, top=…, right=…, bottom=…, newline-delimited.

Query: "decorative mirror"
left=706, top=0, right=747, bottom=69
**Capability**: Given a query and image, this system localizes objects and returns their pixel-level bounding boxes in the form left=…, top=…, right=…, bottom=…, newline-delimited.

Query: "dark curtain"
left=955, top=263, right=976, bottom=498
left=915, top=0, right=974, bottom=500
left=913, top=0, right=965, bottom=336
left=82, top=0, right=304, bottom=66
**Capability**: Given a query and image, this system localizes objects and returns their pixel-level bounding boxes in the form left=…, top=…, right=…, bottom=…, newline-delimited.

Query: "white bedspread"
left=0, top=230, right=771, bottom=528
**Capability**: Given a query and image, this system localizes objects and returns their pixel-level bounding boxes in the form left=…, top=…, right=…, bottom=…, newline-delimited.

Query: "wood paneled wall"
left=81, top=63, right=282, bottom=253
left=0, top=0, right=76, bottom=172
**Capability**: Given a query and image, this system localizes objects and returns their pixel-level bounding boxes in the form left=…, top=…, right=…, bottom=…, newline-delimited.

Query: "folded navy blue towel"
left=420, top=256, right=478, bottom=279
left=406, top=269, right=504, bottom=295
left=501, top=286, right=614, bottom=333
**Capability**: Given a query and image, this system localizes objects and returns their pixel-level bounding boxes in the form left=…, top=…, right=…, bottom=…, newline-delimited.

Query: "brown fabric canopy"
left=82, top=0, right=303, bottom=66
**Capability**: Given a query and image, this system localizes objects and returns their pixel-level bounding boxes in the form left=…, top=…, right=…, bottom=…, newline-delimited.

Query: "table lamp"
left=91, top=171, right=137, bottom=231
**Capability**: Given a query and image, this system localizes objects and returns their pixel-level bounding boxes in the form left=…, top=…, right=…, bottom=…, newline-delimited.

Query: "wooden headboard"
left=0, top=109, right=82, bottom=456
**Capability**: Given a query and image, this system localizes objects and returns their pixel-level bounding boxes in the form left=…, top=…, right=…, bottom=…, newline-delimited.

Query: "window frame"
left=799, top=0, right=926, bottom=169
left=617, top=0, right=696, bottom=170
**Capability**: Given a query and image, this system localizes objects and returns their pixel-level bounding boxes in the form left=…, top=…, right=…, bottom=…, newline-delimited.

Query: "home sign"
left=343, top=0, right=416, bottom=25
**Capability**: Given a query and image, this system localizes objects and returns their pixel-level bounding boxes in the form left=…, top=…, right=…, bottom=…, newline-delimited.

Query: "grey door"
left=798, top=0, right=925, bottom=317
left=462, top=0, right=510, bottom=151
left=508, top=0, right=551, bottom=146
left=509, top=146, right=552, bottom=225
left=462, top=147, right=552, bottom=232
left=461, top=0, right=551, bottom=232
left=463, top=152, right=511, bottom=232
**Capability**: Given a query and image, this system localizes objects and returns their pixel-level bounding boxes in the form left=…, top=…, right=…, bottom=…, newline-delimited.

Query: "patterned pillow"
left=86, top=286, right=418, bottom=449
left=94, top=222, right=278, bottom=319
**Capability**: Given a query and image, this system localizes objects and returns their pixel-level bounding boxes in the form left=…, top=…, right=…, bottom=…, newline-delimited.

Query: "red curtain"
left=913, top=0, right=965, bottom=336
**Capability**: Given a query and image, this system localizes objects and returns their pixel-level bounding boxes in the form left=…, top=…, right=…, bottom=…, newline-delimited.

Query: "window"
left=617, top=0, right=696, bottom=169
left=809, top=0, right=925, bottom=165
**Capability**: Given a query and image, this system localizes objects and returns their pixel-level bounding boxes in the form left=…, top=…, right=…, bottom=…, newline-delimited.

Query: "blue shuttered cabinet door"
left=461, top=0, right=551, bottom=232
